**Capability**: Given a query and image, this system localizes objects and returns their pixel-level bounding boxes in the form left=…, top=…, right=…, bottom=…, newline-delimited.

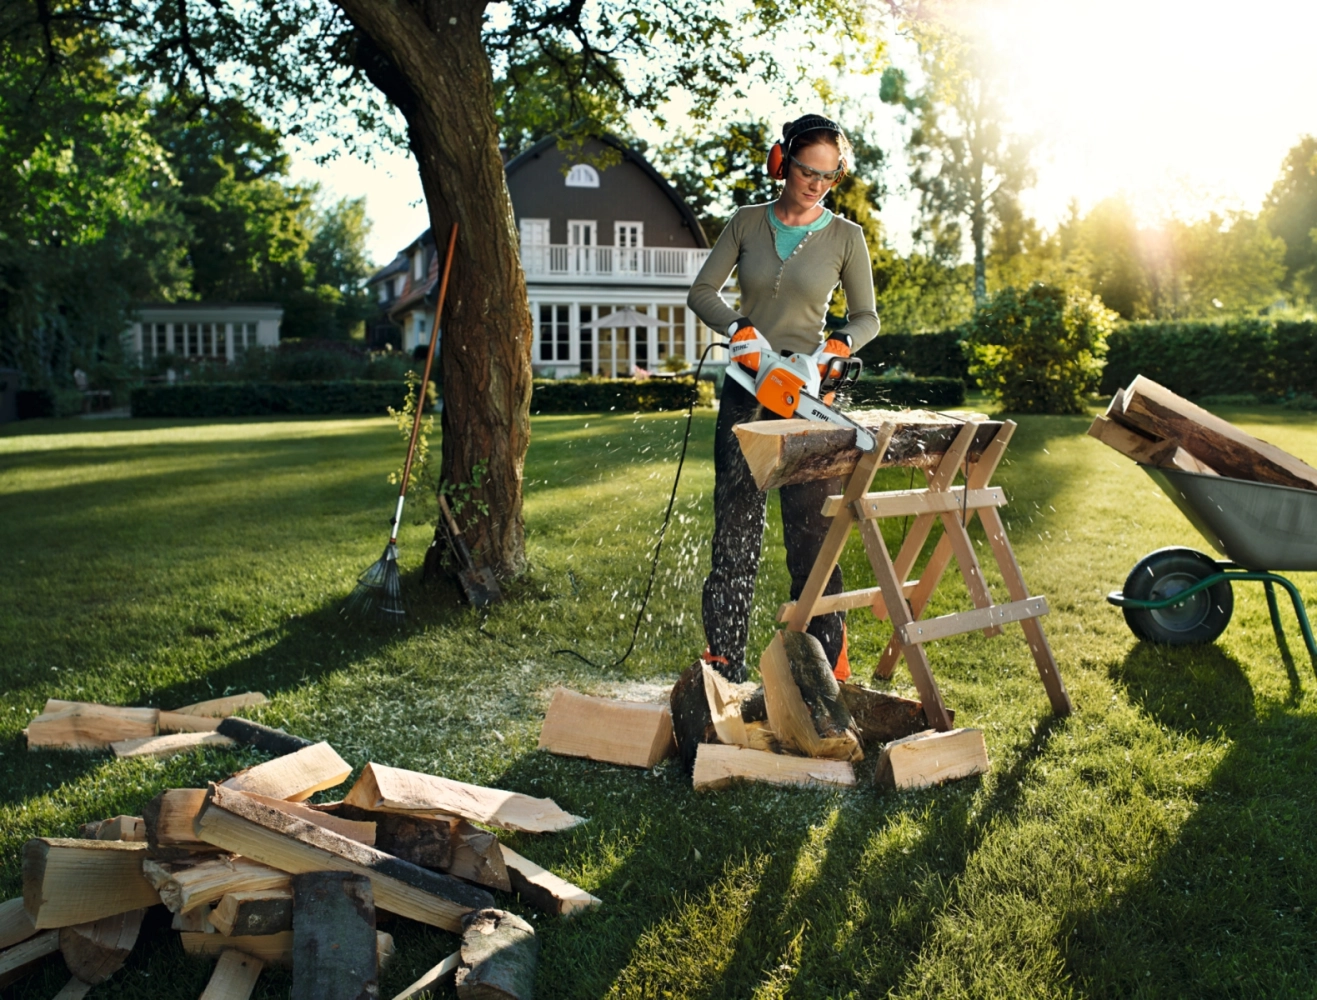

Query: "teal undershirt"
left=767, top=205, right=834, bottom=260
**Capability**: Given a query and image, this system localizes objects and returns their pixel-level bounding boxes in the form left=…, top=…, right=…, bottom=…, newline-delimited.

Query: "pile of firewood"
left=1090, top=375, right=1317, bottom=490
left=5, top=693, right=597, bottom=999
left=538, top=630, right=989, bottom=792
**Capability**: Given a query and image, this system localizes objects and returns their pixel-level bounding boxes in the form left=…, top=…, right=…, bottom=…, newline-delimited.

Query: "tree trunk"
left=336, top=0, right=532, bottom=578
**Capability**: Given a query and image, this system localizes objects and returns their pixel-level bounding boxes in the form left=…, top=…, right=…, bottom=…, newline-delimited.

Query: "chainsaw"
left=723, top=327, right=878, bottom=453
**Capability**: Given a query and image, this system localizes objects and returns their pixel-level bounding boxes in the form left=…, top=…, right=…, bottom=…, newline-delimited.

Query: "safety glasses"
left=789, top=155, right=843, bottom=183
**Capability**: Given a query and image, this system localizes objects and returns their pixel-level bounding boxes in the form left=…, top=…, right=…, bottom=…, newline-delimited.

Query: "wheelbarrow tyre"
left=1122, top=547, right=1233, bottom=645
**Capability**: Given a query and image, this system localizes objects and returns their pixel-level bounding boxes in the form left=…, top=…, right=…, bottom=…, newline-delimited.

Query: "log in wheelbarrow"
left=1107, top=466, right=1317, bottom=666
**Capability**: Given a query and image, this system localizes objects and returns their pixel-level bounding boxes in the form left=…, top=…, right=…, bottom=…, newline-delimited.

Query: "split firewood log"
left=732, top=411, right=1001, bottom=490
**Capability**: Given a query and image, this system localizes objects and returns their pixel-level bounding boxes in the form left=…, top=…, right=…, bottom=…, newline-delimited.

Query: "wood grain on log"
left=537, top=688, right=674, bottom=768
left=733, top=412, right=1002, bottom=491
left=25, top=703, right=158, bottom=750
left=0, top=897, right=37, bottom=950
left=874, top=728, right=989, bottom=790
left=838, top=684, right=952, bottom=746
left=142, top=856, right=289, bottom=914
left=195, top=783, right=493, bottom=932
left=0, top=929, right=59, bottom=988
left=221, top=742, right=351, bottom=802
left=198, top=949, right=264, bottom=1000
left=158, top=711, right=223, bottom=733
left=210, top=890, right=293, bottom=936
left=1112, top=376, right=1317, bottom=489
left=171, top=692, right=268, bottom=717
left=59, top=907, right=145, bottom=984
left=291, top=872, right=377, bottom=1000
left=501, top=846, right=600, bottom=917
left=448, top=821, right=512, bottom=893
left=344, top=762, right=583, bottom=833
left=692, top=744, right=855, bottom=791
left=320, top=804, right=456, bottom=870
left=456, top=908, right=538, bottom=1000
left=22, top=839, right=158, bottom=929
left=760, top=633, right=862, bottom=762
left=111, top=731, right=235, bottom=759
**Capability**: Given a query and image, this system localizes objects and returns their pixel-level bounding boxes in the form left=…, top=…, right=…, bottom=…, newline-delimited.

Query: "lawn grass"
left=1, top=404, right=1315, bottom=998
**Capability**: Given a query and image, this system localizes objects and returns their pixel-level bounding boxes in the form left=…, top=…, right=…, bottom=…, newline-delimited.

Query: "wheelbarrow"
left=1106, top=466, right=1317, bottom=667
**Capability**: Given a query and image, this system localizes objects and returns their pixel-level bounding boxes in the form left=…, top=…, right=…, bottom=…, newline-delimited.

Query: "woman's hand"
left=728, top=318, right=771, bottom=373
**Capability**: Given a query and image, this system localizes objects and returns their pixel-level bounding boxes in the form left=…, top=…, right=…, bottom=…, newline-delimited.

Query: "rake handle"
left=392, top=222, right=459, bottom=541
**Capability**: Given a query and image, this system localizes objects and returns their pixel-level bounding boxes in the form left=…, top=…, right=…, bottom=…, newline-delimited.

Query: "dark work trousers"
left=702, top=376, right=844, bottom=682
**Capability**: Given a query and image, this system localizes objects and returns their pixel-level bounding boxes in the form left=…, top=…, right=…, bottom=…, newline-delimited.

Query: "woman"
left=687, top=113, right=879, bottom=683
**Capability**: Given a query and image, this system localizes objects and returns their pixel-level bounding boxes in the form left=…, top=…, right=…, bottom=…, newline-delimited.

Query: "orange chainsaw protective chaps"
left=756, top=365, right=808, bottom=419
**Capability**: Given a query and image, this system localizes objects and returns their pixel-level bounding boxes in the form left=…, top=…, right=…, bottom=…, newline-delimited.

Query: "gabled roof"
left=367, top=253, right=409, bottom=286
left=505, top=133, right=709, bottom=249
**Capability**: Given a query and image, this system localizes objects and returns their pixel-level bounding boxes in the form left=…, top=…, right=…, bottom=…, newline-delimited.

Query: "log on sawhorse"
left=739, top=415, right=1072, bottom=732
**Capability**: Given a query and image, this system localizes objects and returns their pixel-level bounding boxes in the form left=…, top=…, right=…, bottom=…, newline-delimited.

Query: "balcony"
left=520, top=244, right=711, bottom=285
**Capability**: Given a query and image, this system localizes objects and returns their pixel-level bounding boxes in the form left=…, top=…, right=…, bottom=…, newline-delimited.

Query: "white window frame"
left=567, top=220, right=596, bottom=246
left=565, top=164, right=600, bottom=188
left=519, top=218, right=550, bottom=245
left=614, top=222, right=644, bottom=248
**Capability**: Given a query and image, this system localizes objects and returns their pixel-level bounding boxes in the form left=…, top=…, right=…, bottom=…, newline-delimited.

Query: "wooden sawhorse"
left=776, top=418, right=1072, bottom=730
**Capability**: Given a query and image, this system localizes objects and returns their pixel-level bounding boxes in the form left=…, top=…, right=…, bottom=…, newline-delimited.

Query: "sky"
left=289, top=0, right=1317, bottom=266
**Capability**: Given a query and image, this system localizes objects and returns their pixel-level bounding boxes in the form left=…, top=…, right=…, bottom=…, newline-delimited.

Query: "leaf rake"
left=345, top=222, right=458, bottom=621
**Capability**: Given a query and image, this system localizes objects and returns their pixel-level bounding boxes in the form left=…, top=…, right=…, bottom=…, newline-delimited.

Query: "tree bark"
left=337, top=0, right=532, bottom=578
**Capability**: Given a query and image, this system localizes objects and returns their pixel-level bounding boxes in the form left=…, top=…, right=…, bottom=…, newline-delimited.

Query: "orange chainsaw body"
left=756, top=364, right=809, bottom=418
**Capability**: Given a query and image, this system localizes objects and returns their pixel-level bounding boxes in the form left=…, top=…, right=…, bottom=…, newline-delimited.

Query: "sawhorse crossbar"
left=777, top=418, right=1072, bottom=730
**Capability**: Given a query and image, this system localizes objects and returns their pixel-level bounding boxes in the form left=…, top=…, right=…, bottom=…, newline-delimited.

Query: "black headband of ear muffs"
left=782, top=114, right=846, bottom=155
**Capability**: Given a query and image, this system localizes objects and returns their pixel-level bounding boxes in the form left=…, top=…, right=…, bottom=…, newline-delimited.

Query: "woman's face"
left=782, top=141, right=842, bottom=208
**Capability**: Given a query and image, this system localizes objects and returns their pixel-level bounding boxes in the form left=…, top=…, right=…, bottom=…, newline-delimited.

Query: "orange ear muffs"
left=766, top=141, right=787, bottom=180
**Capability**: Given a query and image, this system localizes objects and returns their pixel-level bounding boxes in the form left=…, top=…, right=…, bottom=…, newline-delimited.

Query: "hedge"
left=131, top=381, right=410, bottom=418
left=847, top=376, right=966, bottom=410
left=1101, top=319, right=1317, bottom=398
left=130, top=377, right=712, bottom=418
left=856, top=320, right=1317, bottom=401
left=855, top=330, right=969, bottom=381
left=530, top=377, right=712, bottom=413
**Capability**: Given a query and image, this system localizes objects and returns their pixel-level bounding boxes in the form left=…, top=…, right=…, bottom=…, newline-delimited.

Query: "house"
left=367, top=134, right=725, bottom=377
left=129, top=303, right=283, bottom=364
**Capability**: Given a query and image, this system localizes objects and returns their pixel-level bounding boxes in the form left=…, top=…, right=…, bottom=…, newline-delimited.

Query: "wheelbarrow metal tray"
left=1143, top=466, right=1317, bottom=571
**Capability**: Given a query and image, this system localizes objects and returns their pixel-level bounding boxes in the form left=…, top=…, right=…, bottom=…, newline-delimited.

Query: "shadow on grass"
left=1064, top=642, right=1317, bottom=996
left=0, top=568, right=471, bottom=812
left=490, top=713, right=1068, bottom=999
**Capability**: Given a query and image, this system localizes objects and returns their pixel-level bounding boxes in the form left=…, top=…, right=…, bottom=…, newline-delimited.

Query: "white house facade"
left=128, top=303, right=283, bottom=364
left=367, top=134, right=729, bottom=377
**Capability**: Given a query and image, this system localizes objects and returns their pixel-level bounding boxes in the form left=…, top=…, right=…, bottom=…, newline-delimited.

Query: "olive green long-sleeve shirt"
left=686, top=203, right=879, bottom=357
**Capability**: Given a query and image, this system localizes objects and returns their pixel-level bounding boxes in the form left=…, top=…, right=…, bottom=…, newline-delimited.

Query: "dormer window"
left=413, top=251, right=425, bottom=280
left=565, top=164, right=599, bottom=188
left=394, top=275, right=406, bottom=296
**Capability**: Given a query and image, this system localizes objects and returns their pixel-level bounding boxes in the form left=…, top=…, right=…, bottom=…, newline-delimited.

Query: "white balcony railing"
left=520, top=244, right=711, bottom=284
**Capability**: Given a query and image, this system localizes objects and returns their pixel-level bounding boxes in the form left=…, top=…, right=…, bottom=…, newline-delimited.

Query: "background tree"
left=880, top=33, right=1034, bottom=304
left=1262, top=135, right=1317, bottom=303
left=0, top=23, right=189, bottom=391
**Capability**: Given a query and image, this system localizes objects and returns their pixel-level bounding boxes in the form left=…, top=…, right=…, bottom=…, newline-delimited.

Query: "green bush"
left=1101, top=319, right=1317, bottom=398
left=131, top=381, right=410, bottom=417
left=855, top=329, right=968, bottom=380
left=846, top=376, right=965, bottom=410
left=964, top=284, right=1116, bottom=414
left=530, top=376, right=712, bottom=413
